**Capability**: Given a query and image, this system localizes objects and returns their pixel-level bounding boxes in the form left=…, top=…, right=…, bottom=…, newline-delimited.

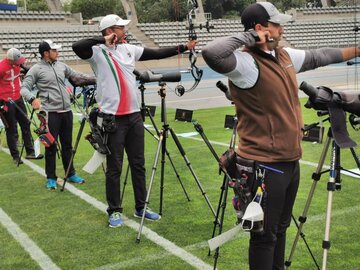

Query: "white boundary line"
left=2, top=135, right=356, bottom=269
left=96, top=200, right=360, bottom=269
left=0, top=207, right=61, bottom=270
left=96, top=240, right=210, bottom=270
left=0, top=148, right=213, bottom=270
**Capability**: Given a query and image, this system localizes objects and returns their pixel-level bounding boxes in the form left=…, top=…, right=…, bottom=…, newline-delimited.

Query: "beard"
left=267, top=36, right=281, bottom=50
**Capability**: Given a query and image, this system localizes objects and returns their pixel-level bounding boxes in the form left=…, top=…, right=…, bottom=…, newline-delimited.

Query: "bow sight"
left=176, top=0, right=214, bottom=96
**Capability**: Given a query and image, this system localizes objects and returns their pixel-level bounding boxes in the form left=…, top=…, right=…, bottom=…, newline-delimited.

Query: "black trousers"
left=2, top=98, right=34, bottom=159
left=105, top=112, right=146, bottom=215
left=45, top=111, right=75, bottom=179
left=249, top=160, right=300, bottom=270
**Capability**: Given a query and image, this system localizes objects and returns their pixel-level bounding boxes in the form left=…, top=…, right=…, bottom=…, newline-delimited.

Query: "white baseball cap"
left=99, top=14, right=130, bottom=31
left=7, top=48, right=25, bottom=65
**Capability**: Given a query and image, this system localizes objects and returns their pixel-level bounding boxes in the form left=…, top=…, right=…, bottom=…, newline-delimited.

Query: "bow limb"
left=183, top=0, right=203, bottom=93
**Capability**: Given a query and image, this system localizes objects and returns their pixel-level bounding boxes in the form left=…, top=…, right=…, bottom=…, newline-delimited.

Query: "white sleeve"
left=284, top=47, right=306, bottom=73
left=126, top=44, right=144, bottom=61
left=225, top=50, right=259, bottom=89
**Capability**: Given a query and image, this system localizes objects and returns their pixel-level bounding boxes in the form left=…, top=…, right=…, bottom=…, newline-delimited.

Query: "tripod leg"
left=119, top=164, right=130, bottom=213
left=209, top=177, right=226, bottom=256
left=290, top=215, right=320, bottom=270
left=285, top=134, right=332, bottom=269
left=164, top=149, right=191, bottom=202
left=212, top=174, right=230, bottom=270
left=322, top=142, right=338, bottom=270
left=17, top=136, right=25, bottom=167
left=159, top=128, right=167, bottom=216
left=168, top=128, right=217, bottom=219
left=60, top=117, right=86, bottom=191
left=350, top=147, right=360, bottom=171
left=136, top=131, right=164, bottom=243
left=144, top=125, right=191, bottom=202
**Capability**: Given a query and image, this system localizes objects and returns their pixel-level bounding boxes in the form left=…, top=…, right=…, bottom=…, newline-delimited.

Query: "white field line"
left=0, top=207, right=61, bottom=270
left=96, top=200, right=360, bottom=270
left=96, top=238, right=210, bottom=270
left=0, top=147, right=213, bottom=270
left=1, top=136, right=356, bottom=269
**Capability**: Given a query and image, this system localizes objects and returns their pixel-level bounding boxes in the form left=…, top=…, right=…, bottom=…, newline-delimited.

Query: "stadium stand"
left=0, top=10, right=75, bottom=24
left=283, top=19, right=359, bottom=49
left=0, top=22, right=142, bottom=62
left=0, top=5, right=358, bottom=63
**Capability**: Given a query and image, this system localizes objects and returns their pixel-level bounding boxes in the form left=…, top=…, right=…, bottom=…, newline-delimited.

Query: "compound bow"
left=175, top=0, right=212, bottom=96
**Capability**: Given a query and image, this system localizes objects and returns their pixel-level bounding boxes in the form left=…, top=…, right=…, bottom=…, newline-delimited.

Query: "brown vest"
left=229, top=47, right=303, bottom=162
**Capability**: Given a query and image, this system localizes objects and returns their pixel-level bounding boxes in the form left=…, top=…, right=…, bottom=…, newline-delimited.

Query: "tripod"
left=136, top=81, right=217, bottom=242
left=119, top=82, right=190, bottom=211
left=61, top=85, right=97, bottom=191
left=192, top=117, right=237, bottom=270
left=285, top=125, right=360, bottom=270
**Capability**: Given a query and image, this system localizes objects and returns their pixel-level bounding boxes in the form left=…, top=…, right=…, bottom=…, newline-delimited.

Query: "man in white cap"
left=0, top=48, right=43, bottom=164
left=72, top=14, right=197, bottom=228
left=21, top=40, right=96, bottom=189
left=202, top=2, right=360, bottom=269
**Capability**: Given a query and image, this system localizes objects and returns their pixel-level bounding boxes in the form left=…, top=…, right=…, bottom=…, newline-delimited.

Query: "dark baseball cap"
left=38, top=39, right=61, bottom=55
left=241, top=2, right=292, bottom=31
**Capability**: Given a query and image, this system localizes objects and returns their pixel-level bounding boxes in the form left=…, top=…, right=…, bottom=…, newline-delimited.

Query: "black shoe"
left=25, top=153, right=44, bottom=160
left=13, top=158, right=23, bottom=165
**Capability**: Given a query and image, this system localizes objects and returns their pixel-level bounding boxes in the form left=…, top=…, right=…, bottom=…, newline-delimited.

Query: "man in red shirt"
left=0, top=48, right=43, bottom=164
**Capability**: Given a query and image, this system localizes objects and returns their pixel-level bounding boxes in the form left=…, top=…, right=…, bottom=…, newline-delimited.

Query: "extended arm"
left=139, top=39, right=196, bottom=60
left=300, top=47, right=360, bottom=72
left=72, top=37, right=105, bottom=60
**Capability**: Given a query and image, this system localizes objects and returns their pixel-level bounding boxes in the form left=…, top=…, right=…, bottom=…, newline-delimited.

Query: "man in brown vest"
left=202, top=2, right=360, bottom=270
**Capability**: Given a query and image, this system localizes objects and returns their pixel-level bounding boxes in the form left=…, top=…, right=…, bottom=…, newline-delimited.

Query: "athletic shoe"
left=134, top=208, right=161, bottom=221
left=108, top=212, right=123, bottom=228
left=25, top=153, right=44, bottom=159
left=46, top=178, right=57, bottom=189
left=68, top=174, right=85, bottom=184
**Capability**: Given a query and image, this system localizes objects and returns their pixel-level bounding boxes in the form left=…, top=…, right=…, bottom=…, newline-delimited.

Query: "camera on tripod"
left=286, top=82, right=360, bottom=270
left=300, top=81, right=360, bottom=117
left=134, top=69, right=181, bottom=84
left=300, top=81, right=360, bottom=148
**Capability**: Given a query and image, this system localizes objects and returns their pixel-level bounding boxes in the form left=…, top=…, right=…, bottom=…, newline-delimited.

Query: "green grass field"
left=1, top=99, right=360, bottom=270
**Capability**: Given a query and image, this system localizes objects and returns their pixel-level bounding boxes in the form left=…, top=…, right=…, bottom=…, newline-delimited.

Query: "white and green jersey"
left=88, top=44, right=144, bottom=115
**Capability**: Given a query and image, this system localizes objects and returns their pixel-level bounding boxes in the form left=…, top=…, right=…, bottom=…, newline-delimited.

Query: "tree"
left=135, top=0, right=188, bottom=23
left=204, top=0, right=225, bottom=19
left=70, top=0, right=125, bottom=20
left=17, top=0, right=49, bottom=11
left=66, top=0, right=310, bottom=23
